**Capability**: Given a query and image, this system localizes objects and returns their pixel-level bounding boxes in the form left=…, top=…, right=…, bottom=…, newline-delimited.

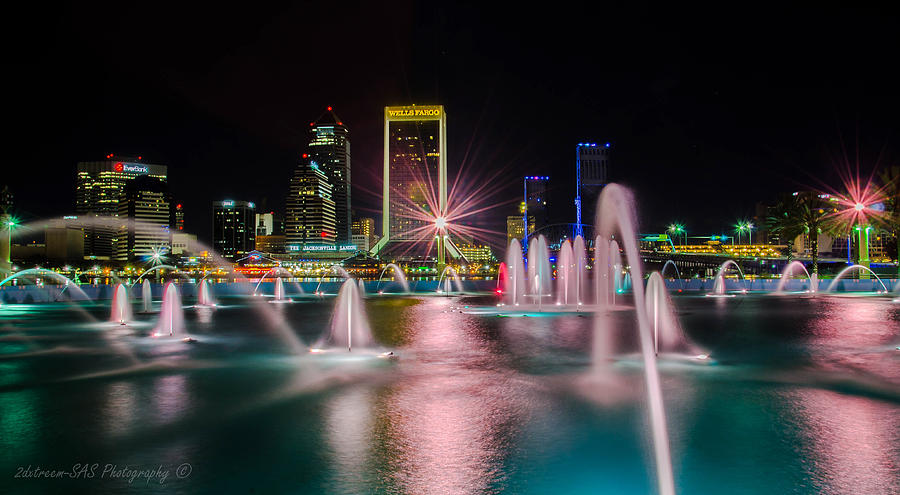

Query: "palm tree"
left=878, top=166, right=900, bottom=275
left=767, top=192, right=829, bottom=273
left=767, top=194, right=805, bottom=262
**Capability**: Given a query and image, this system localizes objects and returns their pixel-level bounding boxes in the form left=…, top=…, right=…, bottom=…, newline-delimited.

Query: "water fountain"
left=557, top=239, right=573, bottom=305
left=357, top=279, right=366, bottom=297
left=141, top=279, right=153, bottom=313
left=496, top=261, right=508, bottom=296
left=269, top=277, right=292, bottom=304
left=314, top=265, right=352, bottom=295
left=109, top=283, right=132, bottom=325
left=376, top=263, right=410, bottom=294
left=527, top=235, right=552, bottom=299
left=610, top=239, right=623, bottom=305
left=0, top=268, right=93, bottom=303
left=825, top=265, right=889, bottom=293
left=573, top=235, right=586, bottom=305
left=313, top=279, right=375, bottom=352
left=707, top=260, right=744, bottom=297
left=197, top=278, right=216, bottom=306
left=594, top=235, right=609, bottom=307
left=661, top=260, right=681, bottom=280
left=774, top=261, right=813, bottom=294
left=646, top=272, right=707, bottom=359
left=437, top=266, right=464, bottom=294
left=504, top=240, right=526, bottom=306
left=153, top=282, right=184, bottom=338
left=593, top=184, right=675, bottom=495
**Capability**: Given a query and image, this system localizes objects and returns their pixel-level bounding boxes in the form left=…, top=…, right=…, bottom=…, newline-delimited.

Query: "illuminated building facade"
left=507, top=214, right=535, bottom=244
left=373, top=105, right=450, bottom=264
left=255, top=212, right=275, bottom=236
left=75, top=155, right=167, bottom=258
left=456, top=243, right=495, bottom=265
left=255, top=234, right=286, bottom=254
left=308, top=107, right=351, bottom=242
left=575, top=143, right=610, bottom=236
left=285, top=160, right=336, bottom=250
left=114, top=176, right=172, bottom=262
left=212, top=200, right=256, bottom=261
left=351, top=217, right=377, bottom=247
left=525, top=176, right=550, bottom=231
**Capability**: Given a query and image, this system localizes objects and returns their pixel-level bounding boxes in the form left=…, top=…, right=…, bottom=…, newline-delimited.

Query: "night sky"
left=6, top=2, right=900, bottom=246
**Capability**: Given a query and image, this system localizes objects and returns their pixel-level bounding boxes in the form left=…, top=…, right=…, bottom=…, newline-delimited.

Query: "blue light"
left=605, top=143, right=610, bottom=147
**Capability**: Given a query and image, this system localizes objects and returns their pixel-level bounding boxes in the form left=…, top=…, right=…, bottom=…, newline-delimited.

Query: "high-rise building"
left=507, top=215, right=535, bottom=245
left=525, top=176, right=550, bottom=234
left=456, top=243, right=495, bottom=265
left=351, top=217, right=377, bottom=245
left=575, top=142, right=610, bottom=236
left=308, top=107, right=351, bottom=243
left=255, top=212, right=275, bottom=236
left=75, top=155, right=167, bottom=258
left=1, top=185, right=13, bottom=272
left=114, top=176, right=172, bottom=262
left=374, top=105, right=457, bottom=264
left=285, top=159, right=336, bottom=251
left=174, top=203, right=185, bottom=232
left=212, top=200, right=256, bottom=260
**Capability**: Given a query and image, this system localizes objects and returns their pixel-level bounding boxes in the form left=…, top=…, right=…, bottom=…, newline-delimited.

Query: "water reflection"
left=783, top=388, right=900, bottom=494
left=102, top=381, right=137, bottom=437
left=153, top=374, right=190, bottom=425
left=324, top=386, right=376, bottom=493
left=372, top=298, right=529, bottom=494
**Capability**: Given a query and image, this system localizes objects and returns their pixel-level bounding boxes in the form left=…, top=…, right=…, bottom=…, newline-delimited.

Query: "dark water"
left=1, top=293, right=898, bottom=494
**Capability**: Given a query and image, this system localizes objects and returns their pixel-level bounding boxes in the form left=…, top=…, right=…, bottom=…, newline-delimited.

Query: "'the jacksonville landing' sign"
left=385, top=105, right=443, bottom=120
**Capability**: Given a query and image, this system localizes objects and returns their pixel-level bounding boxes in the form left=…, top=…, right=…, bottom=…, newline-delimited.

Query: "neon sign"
left=385, top=105, right=442, bottom=120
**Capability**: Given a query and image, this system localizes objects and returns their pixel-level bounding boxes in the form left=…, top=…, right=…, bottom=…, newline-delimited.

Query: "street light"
left=5, top=217, right=18, bottom=271
left=668, top=223, right=686, bottom=246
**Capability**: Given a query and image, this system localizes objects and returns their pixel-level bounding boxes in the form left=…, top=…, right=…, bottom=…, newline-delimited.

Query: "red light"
left=309, top=122, right=314, bottom=126
left=338, top=122, right=342, bottom=125
left=302, top=153, right=308, bottom=159
left=327, top=106, right=332, bottom=111
left=137, top=156, right=142, bottom=160
left=320, top=231, right=328, bottom=238
left=176, top=204, right=182, bottom=209
left=114, top=162, right=124, bottom=172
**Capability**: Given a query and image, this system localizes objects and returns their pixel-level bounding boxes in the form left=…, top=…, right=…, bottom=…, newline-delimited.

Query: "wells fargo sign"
left=385, top=105, right=443, bottom=120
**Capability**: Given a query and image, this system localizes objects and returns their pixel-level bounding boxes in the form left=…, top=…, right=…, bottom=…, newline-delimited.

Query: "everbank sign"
left=114, top=162, right=149, bottom=174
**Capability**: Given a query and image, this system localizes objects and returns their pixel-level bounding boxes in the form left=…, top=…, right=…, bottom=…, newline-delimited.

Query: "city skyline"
left=4, top=4, right=900, bottom=249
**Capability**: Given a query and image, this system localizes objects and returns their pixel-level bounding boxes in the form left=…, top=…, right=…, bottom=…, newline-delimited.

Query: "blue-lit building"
left=575, top=142, right=611, bottom=236
left=525, top=175, right=550, bottom=233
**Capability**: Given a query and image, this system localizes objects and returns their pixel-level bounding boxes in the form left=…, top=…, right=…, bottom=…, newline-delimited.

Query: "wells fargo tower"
left=372, top=105, right=450, bottom=266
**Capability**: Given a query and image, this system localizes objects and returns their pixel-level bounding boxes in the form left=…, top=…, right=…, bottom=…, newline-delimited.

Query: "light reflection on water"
left=783, top=388, right=900, bottom=495
left=0, top=293, right=897, bottom=494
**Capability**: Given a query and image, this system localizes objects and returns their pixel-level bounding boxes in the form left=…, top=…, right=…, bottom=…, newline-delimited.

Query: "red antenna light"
left=138, top=156, right=142, bottom=160
left=302, top=153, right=308, bottom=159
left=327, top=106, right=333, bottom=111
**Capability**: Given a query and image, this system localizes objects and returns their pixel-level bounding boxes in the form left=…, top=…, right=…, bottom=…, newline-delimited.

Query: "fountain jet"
left=141, top=279, right=153, bottom=313
left=316, top=279, right=374, bottom=351
left=109, top=283, right=132, bottom=325
left=153, top=282, right=184, bottom=337
left=594, top=184, right=676, bottom=495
